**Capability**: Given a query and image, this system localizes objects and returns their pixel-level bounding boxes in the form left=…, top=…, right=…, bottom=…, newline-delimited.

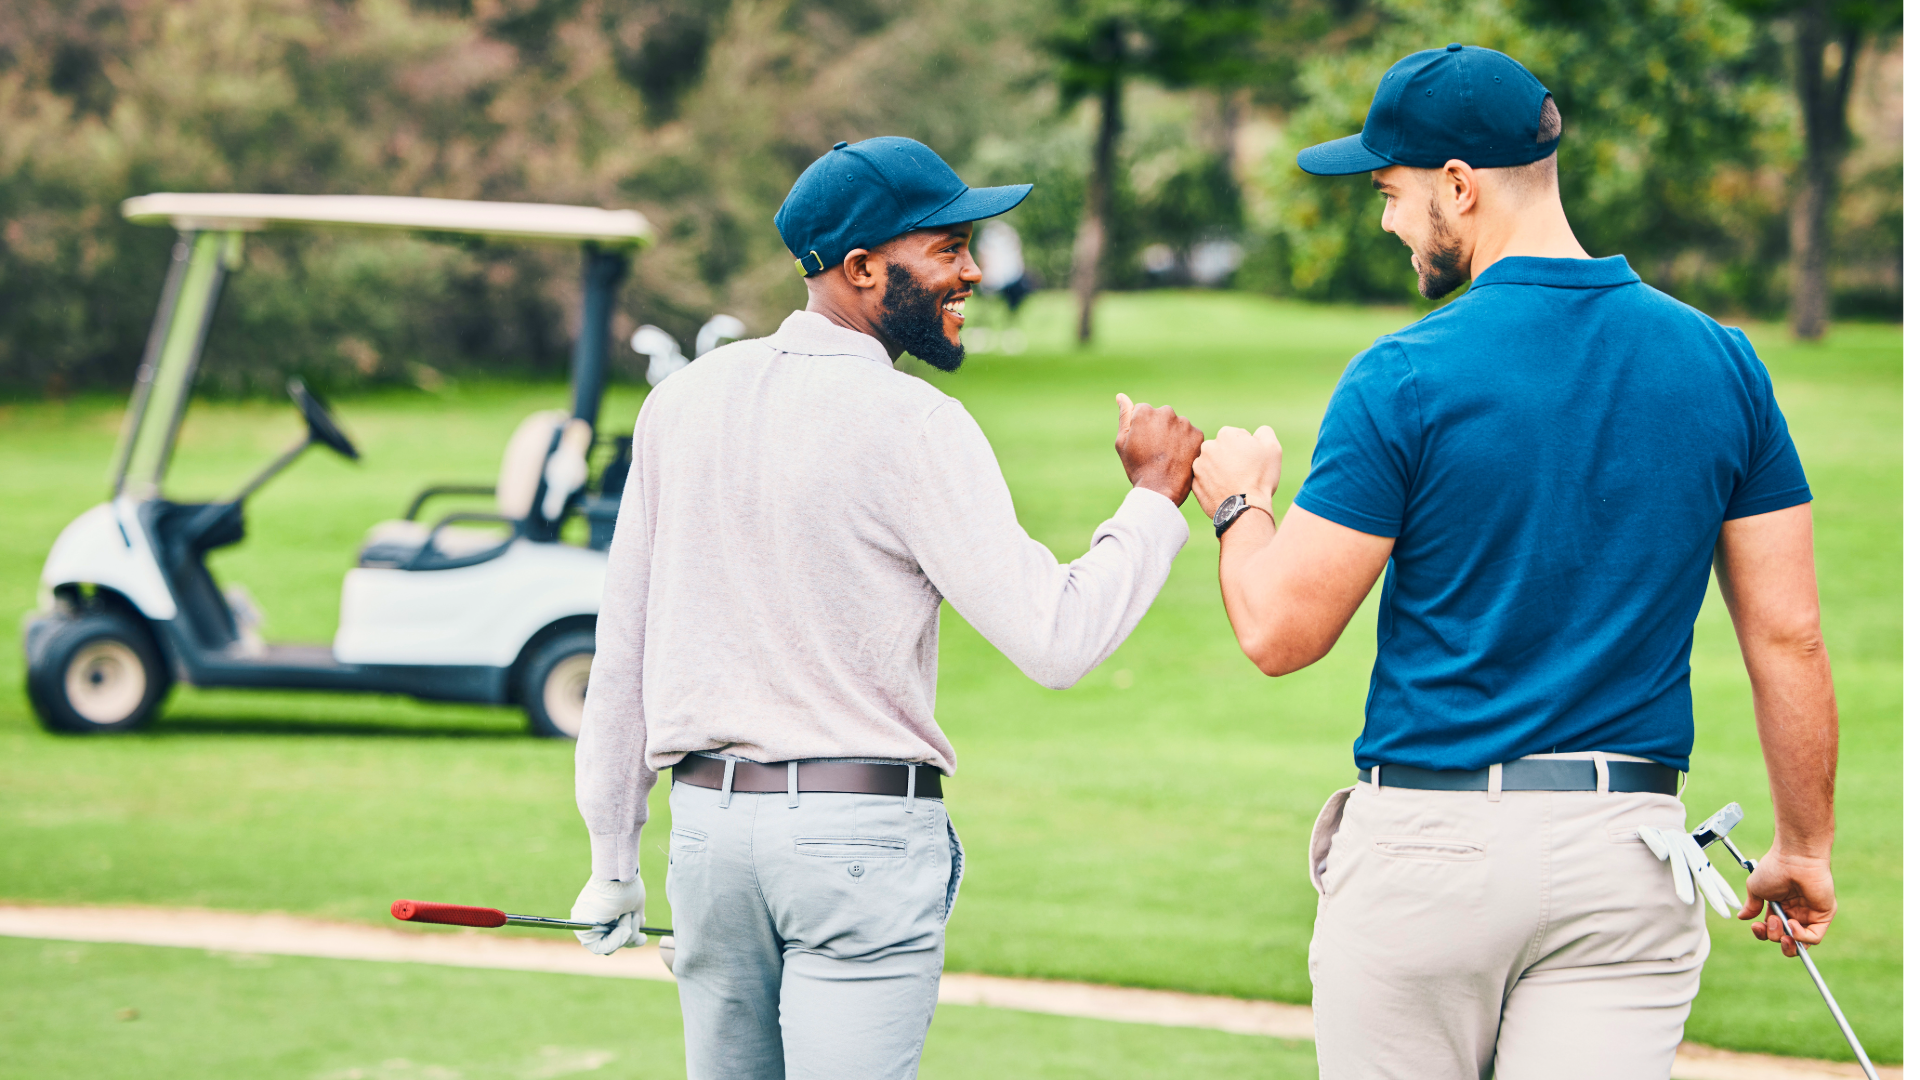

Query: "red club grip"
left=390, top=900, right=507, bottom=928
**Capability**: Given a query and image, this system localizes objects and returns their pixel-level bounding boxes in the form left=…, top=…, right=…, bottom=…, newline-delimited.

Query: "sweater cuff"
left=1116, top=485, right=1193, bottom=552
left=590, top=830, right=642, bottom=882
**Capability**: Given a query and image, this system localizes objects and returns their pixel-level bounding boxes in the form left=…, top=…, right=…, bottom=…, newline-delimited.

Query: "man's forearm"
left=957, top=486, right=1189, bottom=690
left=1745, top=637, right=1838, bottom=858
left=1217, top=506, right=1286, bottom=671
left=1194, top=428, right=1394, bottom=678
left=1217, top=504, right=1391, bottom=677
left=1716, top=504, right=1836, bottom=860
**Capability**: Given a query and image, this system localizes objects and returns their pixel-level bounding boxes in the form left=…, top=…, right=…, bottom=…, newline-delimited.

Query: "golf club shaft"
left=1720, top=839, right=1879, bottom=1079
left=503, top=912, right=674, bottom=936
left=1759, top=899, right=1877, bottom=1079
left=391, top=900, right=671, bottom=937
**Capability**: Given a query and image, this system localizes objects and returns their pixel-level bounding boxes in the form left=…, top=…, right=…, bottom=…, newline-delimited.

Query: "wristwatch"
left=1213, top=494, right=1253, bottom=538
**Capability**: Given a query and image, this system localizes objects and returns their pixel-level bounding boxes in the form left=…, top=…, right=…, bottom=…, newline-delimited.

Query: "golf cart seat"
left=358, top=410, right=589, bottom=571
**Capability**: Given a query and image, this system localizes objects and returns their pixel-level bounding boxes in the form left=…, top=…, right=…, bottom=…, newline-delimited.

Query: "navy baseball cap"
left=776, top=136, right=1032, bottom=277
left=1298, top=44, right=1558, bottom=176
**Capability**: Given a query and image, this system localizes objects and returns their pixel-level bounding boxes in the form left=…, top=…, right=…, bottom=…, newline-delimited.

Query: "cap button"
left=1446, top=42, right=1463, bottom=51
left=833, top=141, right=849, bottom=150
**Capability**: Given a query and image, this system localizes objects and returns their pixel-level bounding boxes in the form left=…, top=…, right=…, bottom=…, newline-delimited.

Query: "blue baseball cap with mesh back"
left=1298, top=44, right=1559, bottom=176
left=776, top=137, right=1032, bottom=277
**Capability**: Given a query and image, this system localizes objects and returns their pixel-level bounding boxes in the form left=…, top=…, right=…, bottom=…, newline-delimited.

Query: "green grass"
left=0, top=937, right=1315, bottom=1079
left=0, top=290, right=1900, bottom=1071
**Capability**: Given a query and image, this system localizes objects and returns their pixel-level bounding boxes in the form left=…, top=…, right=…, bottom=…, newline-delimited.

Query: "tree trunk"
left=1071, top=77, right=1122, bottom=344
left=1788, top=6, right=1861, bottom=341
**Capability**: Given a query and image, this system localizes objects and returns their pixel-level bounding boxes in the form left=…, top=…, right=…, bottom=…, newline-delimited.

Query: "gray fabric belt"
left=673, top=754, right=944, bottom=799
left=1361, top=759, right=1679, bottom=795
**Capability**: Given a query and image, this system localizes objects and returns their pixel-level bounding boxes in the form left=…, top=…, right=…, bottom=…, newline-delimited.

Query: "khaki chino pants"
left=1308, top=763, right=1708, bottom=1080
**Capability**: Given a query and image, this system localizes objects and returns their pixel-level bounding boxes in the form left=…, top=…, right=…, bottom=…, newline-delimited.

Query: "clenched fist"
left=1740, top=849, right=1836, bottom=958
left=1193, top=425, right=1283, bottom=519
left=1115, top=393, right=1205, bottom=507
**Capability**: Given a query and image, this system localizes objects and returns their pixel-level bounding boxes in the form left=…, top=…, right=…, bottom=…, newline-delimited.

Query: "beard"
left=879, top=263, right=966, bottom=372
left=1414, top=199, right=1469, bottom=300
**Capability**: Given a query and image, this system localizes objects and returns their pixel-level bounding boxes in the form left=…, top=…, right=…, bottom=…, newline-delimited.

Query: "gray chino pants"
left=666, top=776, right=964, bottom=1080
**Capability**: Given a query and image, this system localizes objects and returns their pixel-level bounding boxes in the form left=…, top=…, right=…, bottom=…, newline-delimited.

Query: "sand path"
left=0, top=905, right=1890, bottom=1080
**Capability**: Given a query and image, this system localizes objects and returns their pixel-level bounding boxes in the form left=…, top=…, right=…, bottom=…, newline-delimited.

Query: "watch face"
left=1212, top=494, right=1246, bottom=530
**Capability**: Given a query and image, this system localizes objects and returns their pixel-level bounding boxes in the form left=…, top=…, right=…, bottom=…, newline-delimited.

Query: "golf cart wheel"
left=522, top=630, right=594, bottom=740
left=27, top=612, right=170, bottom=734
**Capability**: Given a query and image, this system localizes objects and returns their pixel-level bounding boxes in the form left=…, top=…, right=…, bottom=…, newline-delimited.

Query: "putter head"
left=1689, top=802, right=1744, bottom=850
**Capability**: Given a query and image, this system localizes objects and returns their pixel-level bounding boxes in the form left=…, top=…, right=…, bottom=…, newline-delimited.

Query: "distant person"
left=572, top=136, right=1203, bottom=1079
left=1190, top=45, right=1836, bottom=1079
left=975, top=218, right=1035, bottom=313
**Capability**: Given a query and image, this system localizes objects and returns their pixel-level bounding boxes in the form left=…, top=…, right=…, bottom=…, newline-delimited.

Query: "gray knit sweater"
left=575, top=311, right=1190, bottom=880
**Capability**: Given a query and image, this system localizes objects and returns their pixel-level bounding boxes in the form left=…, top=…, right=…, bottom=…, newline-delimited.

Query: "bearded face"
left=1414, top=195, right=1469, bottom=300
left=1373, top=166, right=1472, bottom=301
left=878, top=261, right=967, bottom=372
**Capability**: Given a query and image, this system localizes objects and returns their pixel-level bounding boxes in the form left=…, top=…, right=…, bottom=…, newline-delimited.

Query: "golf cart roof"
left=121, top=193, right=652, bottom=247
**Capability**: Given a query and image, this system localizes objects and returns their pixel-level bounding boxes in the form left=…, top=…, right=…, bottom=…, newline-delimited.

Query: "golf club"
left=1688, top=803, right=1879, bottom=1079
left=390, top=899, right=672, bottom=937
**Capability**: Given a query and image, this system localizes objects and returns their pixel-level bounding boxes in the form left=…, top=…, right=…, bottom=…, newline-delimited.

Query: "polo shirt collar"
left=768, top=310, right=893, bottom=366
left=1470, top=254, right=1640, bottom=291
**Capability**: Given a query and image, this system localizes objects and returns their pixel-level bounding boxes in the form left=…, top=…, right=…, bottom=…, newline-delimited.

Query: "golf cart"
left=25, top=194, right=651, bottom=739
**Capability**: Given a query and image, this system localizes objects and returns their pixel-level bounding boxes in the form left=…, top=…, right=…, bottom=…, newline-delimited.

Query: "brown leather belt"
left=671, top=754, right=944, bottom=799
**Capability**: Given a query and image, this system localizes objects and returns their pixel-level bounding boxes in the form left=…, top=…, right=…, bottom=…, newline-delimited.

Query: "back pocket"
left=795, top=837, right=908, bottom=859
left=1372, top=836, right=1486, bottom=862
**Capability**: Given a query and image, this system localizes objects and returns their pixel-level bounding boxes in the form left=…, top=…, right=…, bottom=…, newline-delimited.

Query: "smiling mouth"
left=942, top=294, right=968, bottom=322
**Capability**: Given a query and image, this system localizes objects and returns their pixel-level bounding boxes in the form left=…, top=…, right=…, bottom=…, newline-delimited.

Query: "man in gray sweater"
left=572, top=136, right=1204, bottom=1079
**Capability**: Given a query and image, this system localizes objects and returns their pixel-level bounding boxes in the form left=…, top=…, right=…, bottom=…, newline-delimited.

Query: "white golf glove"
left=1638, top=826, right=1740, bottom=918
left=539, top=419, right=593, bottom=521
left=571, top=876, right=646, bottom=955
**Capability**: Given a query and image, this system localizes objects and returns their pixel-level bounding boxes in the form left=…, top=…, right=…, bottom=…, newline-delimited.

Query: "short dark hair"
left=1537, top=94, right=1561, bottom=143
left=1489, top=94, right=1560, bottom=198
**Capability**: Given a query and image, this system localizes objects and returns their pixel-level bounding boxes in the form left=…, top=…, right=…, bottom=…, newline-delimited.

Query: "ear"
left=841, top=247, right=881, bottom=290
left=1441, top=160, right=1478, bottom=216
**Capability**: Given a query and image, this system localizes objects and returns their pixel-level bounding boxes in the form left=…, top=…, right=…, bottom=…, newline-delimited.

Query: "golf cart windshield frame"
left=108, top=194, right=653, bottom=501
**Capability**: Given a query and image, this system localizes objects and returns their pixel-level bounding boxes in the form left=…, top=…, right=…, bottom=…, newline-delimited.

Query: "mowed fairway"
left=0, top=291, right=1899, bottom=1073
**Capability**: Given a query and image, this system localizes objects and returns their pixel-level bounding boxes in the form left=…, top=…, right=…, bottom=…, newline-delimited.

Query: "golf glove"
left=540, top=419, right=593, bottom=521
left=1638, top=826, right=1740, bottom=917
left=571, top=876, right=646, bottom=955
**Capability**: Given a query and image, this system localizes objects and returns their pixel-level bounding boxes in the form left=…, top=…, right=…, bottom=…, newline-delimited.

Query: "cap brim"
left=916, top=183, right=1032, bottom=229
left=1297, top=134, right=1394, bottom=176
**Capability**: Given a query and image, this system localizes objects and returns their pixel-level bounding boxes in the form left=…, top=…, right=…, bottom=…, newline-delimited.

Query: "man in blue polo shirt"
left=1191, top=46, right=1841, bottom=1078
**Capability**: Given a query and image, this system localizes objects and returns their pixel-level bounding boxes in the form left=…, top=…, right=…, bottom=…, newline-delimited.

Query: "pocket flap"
left=1371, top=835, right=1487, bottom=861
left=795, top=836, right=909, bottom=859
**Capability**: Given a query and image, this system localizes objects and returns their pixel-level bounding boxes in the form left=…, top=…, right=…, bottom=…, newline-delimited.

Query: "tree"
left=1732, top=0, right=1900, bottom=339
left=0, top=0, right=1041, bottom=394
left=1044, top=0, right=1274, bottom=342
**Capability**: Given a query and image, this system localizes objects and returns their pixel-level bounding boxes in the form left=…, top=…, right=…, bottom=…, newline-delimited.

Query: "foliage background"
left=0, top=0, right=1900, bottom=396
left=1244, top=0, right=1901, bottom=315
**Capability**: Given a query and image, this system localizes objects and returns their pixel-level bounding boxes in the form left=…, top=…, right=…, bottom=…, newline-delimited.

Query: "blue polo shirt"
left=1294, top=256, right=1810, bottom=772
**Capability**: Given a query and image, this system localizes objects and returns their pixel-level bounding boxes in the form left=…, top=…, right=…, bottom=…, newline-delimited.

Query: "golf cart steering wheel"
left=288, top=378, right=360, bottom=461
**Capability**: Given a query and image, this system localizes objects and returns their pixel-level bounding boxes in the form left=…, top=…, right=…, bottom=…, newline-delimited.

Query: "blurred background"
left=0, top=2, right=1902, bottom=1078
left=0, top=0, right=1900, bottom=398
